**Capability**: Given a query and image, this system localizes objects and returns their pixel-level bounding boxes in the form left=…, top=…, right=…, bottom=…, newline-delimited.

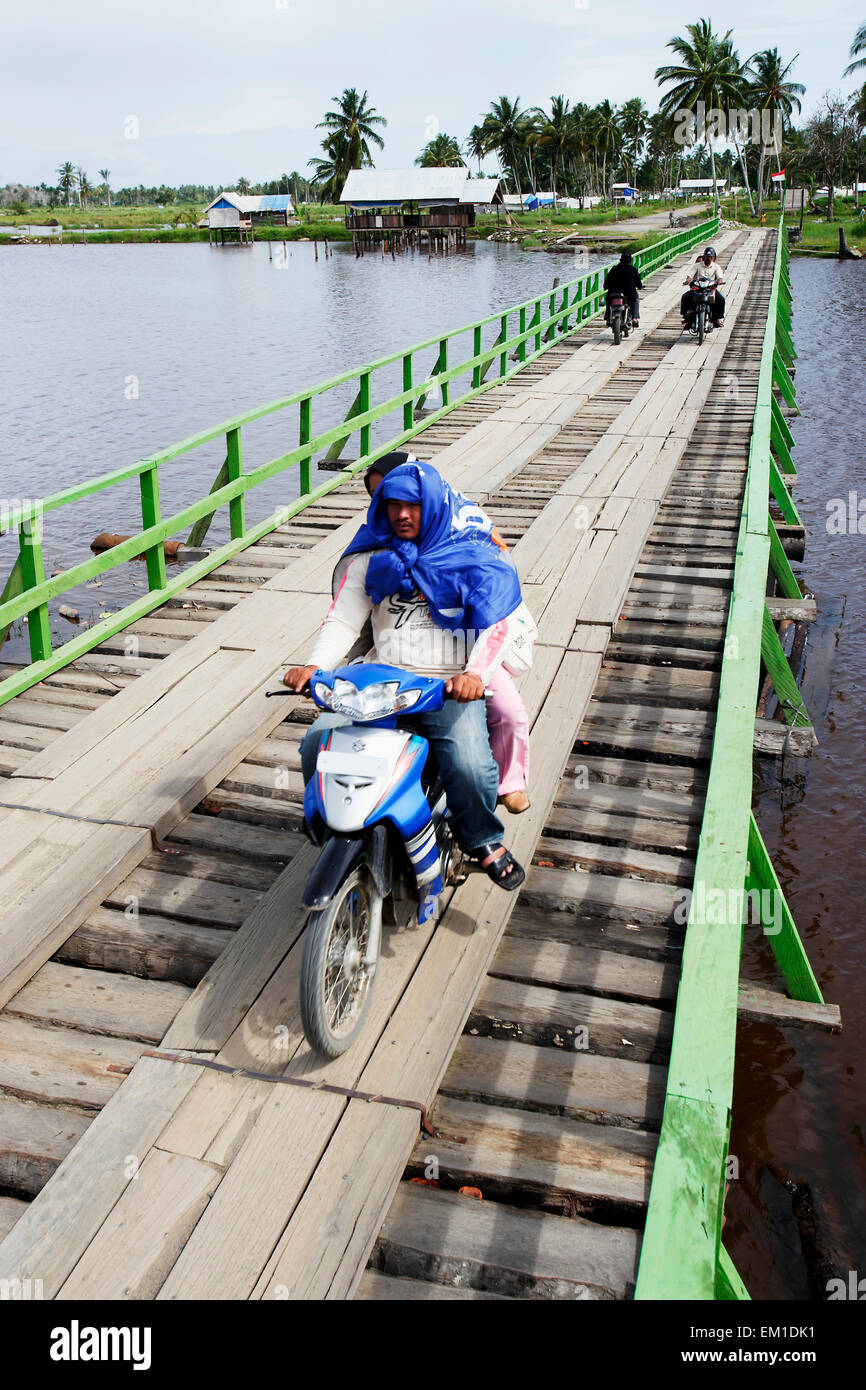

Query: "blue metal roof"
left=259, top=194, right=292, bottom=211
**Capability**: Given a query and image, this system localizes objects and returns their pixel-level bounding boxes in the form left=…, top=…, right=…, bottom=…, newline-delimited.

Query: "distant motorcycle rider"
left=604, top=250, right=643, bottom=329
left=681, top=246, right=726, bottom=327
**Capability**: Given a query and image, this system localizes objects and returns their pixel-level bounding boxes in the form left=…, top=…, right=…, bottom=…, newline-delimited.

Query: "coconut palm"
left=464, top=124, right=487, bottom=175
left=316, top=88, right=386, bottom=173
left=844, top=23, right=866, bottom=75
left=480, top=96, right=531, bottom=197
left=590, top=100, right=622, bottom=206
left=76, top=169, right=91, bottom=208
left=533, top=96, right=576, bottom=208
left=618, top=98, right=649, bottom=186
left=746, top=48, right=805, bottom=210
left=655, top=18, right=745, bottom=209
left=415, top=133, right=464, bottom=167
left=56, top=161, right=75, bottom=207
left=99, top=169, right=111, bottom=206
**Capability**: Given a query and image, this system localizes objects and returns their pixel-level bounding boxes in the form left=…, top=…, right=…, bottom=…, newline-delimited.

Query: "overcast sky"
left=2, top=0, right=862, bottom=189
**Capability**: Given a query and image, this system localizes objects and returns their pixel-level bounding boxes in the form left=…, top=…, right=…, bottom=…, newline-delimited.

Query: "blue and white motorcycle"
left=278, top=662, right=463, bottom=1058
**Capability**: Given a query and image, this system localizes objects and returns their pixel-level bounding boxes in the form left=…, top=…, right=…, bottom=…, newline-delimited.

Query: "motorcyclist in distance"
left=681, top=246, right=726, bottom=328
left=604, top=250, right=643, bottom=329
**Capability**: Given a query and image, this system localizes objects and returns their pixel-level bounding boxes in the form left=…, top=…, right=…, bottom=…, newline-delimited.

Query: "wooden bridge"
left=0, top=220, right=840, bottom=1301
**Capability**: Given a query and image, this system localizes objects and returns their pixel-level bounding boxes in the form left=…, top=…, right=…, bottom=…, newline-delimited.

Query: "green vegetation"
left=308, top=88, right=387, bottom=202
left=5, top=20, right=865, bottom=249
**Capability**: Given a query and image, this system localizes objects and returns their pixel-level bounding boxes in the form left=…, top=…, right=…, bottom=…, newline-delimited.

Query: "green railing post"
left=438, top=338, right=449, bottom=407
left=518, top=306, right=526, bottom=362
left=402, top=354, right=413, bottom=432
left=139, top=466, right=168, bottom=592
left=472, top=326, right=482, bottom=390
left=186, top=457, right=228, bottom=549
left=298, top=399, right=312, bottom=497
left=18, top=516, right=52, bottom=663
left=499, top=315, right=508, bottom=377
left=359, top=372, right=371, bottom=459
left=226, top=426, right=246, bottom=536
left=534, top=299, right=542, bottom=353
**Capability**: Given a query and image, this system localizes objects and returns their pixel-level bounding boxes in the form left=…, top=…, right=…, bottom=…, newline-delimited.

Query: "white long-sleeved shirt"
left=307, top=551, right=536, bottom=682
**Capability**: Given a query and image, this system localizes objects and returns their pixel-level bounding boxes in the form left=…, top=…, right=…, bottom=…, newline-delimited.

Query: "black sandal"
left=473, top=842, right=526, bottom=892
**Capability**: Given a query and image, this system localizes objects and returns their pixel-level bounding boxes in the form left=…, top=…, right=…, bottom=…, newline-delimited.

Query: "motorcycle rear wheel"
left=300, top=867, right=377, bottom=1058
left=612, top=315, right=622, bottom=345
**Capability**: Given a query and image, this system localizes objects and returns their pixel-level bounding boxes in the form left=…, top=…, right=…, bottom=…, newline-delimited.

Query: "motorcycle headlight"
left=313, top=681, right=335, bottom=709
left=330, top=679, right=421, bottom=720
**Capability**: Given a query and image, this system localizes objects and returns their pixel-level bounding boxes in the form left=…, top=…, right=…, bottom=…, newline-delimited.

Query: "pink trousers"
left=485, top=667, right=530, bottom=794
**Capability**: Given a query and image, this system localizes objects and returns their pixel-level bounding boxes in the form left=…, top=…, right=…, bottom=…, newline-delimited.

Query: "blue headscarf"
left=340, top=460, right=521, bottom=632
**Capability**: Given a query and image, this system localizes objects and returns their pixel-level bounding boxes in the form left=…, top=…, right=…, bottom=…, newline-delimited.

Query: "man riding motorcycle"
left=681, top=246, right=726, bottom=328
left=284, top=460, right=532, bottom=891
left=604, top=250, right=643, bottom=329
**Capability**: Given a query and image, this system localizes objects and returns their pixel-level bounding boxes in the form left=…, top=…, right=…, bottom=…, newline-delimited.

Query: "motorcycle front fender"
left=302, top=823, right=391, bottom=910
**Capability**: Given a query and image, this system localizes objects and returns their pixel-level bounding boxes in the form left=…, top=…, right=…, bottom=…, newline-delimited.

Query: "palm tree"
left=844, top=23, right=866, bottom=75
left=464, top=124, right=487, bottom=175
left=655, top=18, right=744, bottom=210
left=533, top=96, right=575, bottom=208
left=618, top=98, right=649, bottom=186
left=746, top=48, right=805, bottom=210
left=590, top=100, right=621, bottom=207
left=236, top=177, right=251, bottom=195
left=480, top=96, right=531, bottom=197
left=77, top=169, right=91, bottom=208
left=99, top=168, right=111, bottom=206
left=56, top=161, right=75, bottom=207
left=415, top=133, right=464, bottom=167
left=316, top=88, right=386, bottom=176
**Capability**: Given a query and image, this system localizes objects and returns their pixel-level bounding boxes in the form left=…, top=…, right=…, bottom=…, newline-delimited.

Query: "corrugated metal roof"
left=340, top=168, right=472, bottom=205
left=460, top=178, right=502, bottom=204
left=203, top=191, right=294, bottom=213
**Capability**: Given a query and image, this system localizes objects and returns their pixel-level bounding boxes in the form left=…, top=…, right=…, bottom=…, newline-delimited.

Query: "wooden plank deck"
left=0, top=228, right=809, bottom=1299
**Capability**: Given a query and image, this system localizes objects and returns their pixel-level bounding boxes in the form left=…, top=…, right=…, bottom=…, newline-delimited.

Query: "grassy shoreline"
left=2, top=195, right=864, bottom=256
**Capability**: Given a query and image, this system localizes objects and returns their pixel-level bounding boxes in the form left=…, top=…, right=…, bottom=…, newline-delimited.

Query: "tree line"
left=9, top=19, right=865, bottom=218
left=310, top=19, right=866, bottom=214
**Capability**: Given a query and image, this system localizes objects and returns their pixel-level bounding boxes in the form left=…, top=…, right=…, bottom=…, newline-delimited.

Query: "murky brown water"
left=726, top=255, right=866, bottom=1299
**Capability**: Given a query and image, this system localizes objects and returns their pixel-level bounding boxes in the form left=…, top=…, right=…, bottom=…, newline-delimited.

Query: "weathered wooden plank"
left=407, top=1095, right=655, bottom=1211
left=5, top=962, right=190, bottom=1044
left=0, top=1055, right=206, bottom=1296
left=0, top=1015, right=146, bottom=1109
left=0, top=1096, right=91, bottom=1196
left=57, top=907, right=232, bottom=987
left=0, top=1196, right=28, bottom=1242
left=470, top=975, right=673, bottom=1061
left=441, top=1033, right=666, bottom=1129
left=737, top=984, right=841, bottom=1031
left=57, top=1148, right=223, bottom=1300
left=371, top=1182, right=640, bottom=1299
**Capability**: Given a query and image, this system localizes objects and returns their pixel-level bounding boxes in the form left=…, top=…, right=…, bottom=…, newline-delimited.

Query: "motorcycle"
left=607, top=292, right=632, bottom=345
left=268, top=662, right=464, bottom=1058
left=683, top=275, right=717, bottom=345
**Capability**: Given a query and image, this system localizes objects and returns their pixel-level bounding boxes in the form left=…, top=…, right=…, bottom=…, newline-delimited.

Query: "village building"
left=340, top=168, right=502, bottom=253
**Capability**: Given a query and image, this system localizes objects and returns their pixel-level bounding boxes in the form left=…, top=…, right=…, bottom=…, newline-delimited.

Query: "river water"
left=1, top=238, right=601, bottom=659
left=2, top=244, right=863, bottom=1300
left=727, top=255, right=866, bottom=1299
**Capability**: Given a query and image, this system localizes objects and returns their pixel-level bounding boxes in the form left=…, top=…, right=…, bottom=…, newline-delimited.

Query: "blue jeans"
left=300, top=700, right=505, bottom=852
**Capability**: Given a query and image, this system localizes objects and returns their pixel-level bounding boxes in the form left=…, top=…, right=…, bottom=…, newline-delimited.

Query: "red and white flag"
left=771, top=169, right=786, bottom=182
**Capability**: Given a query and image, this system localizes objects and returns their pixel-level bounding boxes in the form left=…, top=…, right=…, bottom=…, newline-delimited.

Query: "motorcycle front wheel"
left=697, top=306, right=706, bottom=345
left=300, top=867, right=378, bottom=1058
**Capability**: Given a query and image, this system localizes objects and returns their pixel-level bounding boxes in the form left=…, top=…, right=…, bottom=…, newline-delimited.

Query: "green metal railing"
left=0, top=217, right=718, bottom=707
left=634, top=219, right=822, bottom=1301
